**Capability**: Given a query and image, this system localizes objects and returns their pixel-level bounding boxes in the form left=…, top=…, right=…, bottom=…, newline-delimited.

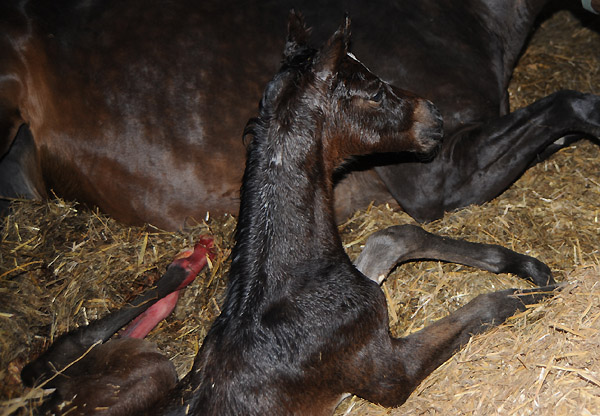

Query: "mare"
left=22, top=14, right=558, bottom=415
left=1, top=0, right=599, bottom=230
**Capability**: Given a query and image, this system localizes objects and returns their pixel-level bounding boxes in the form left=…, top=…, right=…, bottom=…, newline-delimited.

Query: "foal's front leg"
left=349, top=224, right=558, bottom=407
left=350, top=284, right=558, bottom=407
left=354, top=224, right=554, bottom=286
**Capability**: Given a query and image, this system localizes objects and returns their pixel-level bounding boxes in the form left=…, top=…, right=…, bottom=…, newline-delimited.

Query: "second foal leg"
left=350, top=284, right=558, bottom=407
left=354, top=224, right=554, bottom=286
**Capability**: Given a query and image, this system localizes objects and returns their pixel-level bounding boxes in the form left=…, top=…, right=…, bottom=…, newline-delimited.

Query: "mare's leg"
left=21, top=238, right=213, bottom=386
left=350, top=284, right=558, bottom=407
left=376, top=90, right=600, bottom=222
left=0, top=124, right=46, bottom=215
left=354, top=224, right=554, bottom=286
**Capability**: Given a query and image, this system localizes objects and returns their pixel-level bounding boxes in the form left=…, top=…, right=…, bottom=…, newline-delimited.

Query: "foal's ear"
left=284, top=9, right=311, bottom=59
left=314, top=15, right=351, bottom=83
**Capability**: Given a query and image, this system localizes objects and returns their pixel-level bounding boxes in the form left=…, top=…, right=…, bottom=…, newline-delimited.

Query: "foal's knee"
left=354, top=224, right=426, bottom=283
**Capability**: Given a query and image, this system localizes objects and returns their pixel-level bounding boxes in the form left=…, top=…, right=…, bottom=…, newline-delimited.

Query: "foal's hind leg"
left=21, top=238, right=213, bottom=387
left=351, top=285, right=558, bottom=407
left=354, top=224, right=554, bottom=286
left=40, top=338, right=177, bottom=416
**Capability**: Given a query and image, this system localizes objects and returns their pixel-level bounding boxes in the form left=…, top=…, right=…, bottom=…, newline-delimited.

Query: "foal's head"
left=249, top=11, right=443, bottom=174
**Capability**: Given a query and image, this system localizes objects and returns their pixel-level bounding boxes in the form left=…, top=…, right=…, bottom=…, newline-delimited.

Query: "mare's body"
left=1, top=0, right=599, bottom=229
left=23, top=15, right=557, bottom=415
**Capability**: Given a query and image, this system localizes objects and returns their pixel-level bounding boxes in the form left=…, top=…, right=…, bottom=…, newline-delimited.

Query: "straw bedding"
left=1, top=7, right=599, bottom=416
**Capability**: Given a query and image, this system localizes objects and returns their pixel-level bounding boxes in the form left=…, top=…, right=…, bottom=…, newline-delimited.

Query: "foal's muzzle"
left=412, top=99, right=444, bottom=154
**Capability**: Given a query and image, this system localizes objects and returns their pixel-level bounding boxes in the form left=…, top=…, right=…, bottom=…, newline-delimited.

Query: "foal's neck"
left=241, top=121, right=341, bottom=261
left=229, top=110, right=346, bottom=301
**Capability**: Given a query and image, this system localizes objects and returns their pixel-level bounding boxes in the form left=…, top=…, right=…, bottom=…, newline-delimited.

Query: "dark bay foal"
left=23, top=13, right=557, bottom=415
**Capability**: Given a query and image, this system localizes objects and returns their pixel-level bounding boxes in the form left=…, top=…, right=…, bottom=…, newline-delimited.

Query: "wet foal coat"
left=23, top=14, right=557, bottom=416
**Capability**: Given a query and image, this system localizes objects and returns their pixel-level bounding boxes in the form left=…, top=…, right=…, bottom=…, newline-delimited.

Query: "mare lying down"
left=22, top=12, right=558, bottom=416
left=3, top=1, right=599, bottom=231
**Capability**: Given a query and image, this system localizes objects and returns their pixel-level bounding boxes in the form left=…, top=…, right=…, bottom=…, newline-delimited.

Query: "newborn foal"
left=153, top=13, right=555, bottom=415
left=23, top=12, right=556, bottom=415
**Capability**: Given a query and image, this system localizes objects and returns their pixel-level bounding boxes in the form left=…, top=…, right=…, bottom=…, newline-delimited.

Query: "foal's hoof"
left=521, top=257, right=555, bottom=286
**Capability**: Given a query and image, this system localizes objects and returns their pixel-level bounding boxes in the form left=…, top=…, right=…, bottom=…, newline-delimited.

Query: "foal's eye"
left=368, top=89, right=384, bottom=104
